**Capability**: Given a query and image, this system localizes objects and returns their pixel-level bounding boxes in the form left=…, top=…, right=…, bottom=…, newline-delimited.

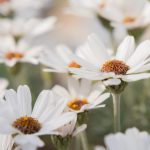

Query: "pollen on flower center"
left=12, top=116, right=41, bottom=134
left=101, top=59, right=129, bottom=75
left=68, top=61, right=81, bottom=68
left=67, top=98, right=88, bottom=111
left=123, top=16, right=136, bottom=24
left=5, top=52, right=24, bottom=60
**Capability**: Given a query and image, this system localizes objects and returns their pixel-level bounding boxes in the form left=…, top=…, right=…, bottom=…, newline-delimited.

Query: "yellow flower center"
left=12, top=116, right=41, bottom=134
left=67, top=98, right=88, bottom=111
left=123, top=16, right=136, bottom=24
left=68, top=61, right=81, bottom=68
left=101, top=59, right=129, bottom=75
left=5, top=52, right=24, bottom=60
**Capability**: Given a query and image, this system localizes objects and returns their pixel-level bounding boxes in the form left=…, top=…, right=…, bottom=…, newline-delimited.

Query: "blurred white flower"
left=100, top=0, right=150, bottom=29
left=0, top=17, right=57, bottom=40
left=0, top=134, right=14, bottom=150
left=96, top=128, right=150, bottom=150
left=70, top=34, right=150, bottom=86
left=0, top=78, right=9, bottom=98
left=0, top=0, right=12, bottom=17
left=40, top=45, right=82, bottom=73
left=0, top=35, right=43, bottom=67
left=0, top=0, right=53, bottom=18
left=67, top=0, right=98, bottom=18
left=68, top=0, right=150, bottom=29
left=52, top=77, right=110, bottom=113
left=0, top=85, right=76, bottom=150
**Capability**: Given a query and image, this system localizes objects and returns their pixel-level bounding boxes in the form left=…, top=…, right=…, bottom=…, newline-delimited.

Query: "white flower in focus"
left=96, top=128, right=150, bottom=150
left=40, top=45, right=82, bottom=74
left=70, top=34, right=150, bottom=87
left=0, top=134, right=14, bottom=150
left=0, top=85, right=76, bottom=150
left=0, top=35, right=43, bottom=67
left=0, top=17, right=57, bottom=40
left=0, top=78, right=9, bottom=98
left=52, top=77, right=110, bottom=113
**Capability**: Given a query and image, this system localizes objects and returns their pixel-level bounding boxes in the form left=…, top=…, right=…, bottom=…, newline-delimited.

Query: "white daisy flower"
left=0, top=85, right=76, bottom=150
left=0, top=78, right=9, bottom=99
left=70, top=34, right=150, bottom=91
left=40, top=45, right=82, bottom=74
left=0, top=0, right=53, bottom=18
left=96, top=128, right=150, bottom=150
left=0, top=17, right=57, bottom=41
left=101, top=0, right=150, bottom=29
left=68, top=0, right=150, bottom=29
left=52, top=77, right=110, bottom=113
left=0, top=35, right=43, bottom=67
left=0, top=134, right=14, bottom=150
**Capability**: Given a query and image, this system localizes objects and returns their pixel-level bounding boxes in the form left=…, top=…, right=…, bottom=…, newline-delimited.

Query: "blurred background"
left=1, top=0, right=150, bottom=149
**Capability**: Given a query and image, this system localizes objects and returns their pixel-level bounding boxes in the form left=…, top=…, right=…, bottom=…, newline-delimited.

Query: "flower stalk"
left=80, top=131, right=89, bottom=150
left=112, top=93, right=121, bottom=132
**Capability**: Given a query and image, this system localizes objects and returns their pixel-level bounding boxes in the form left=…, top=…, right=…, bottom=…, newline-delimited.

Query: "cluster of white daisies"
left=1, top=0, right=150, bottom=150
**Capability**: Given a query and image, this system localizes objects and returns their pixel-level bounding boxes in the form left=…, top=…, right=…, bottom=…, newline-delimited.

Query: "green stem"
left=112, top=93, right=121, bottom=132
left=80, top=131, right=89, bottom=150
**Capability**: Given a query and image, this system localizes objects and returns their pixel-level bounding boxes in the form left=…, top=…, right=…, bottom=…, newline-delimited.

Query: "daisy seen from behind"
left=0, top=85, right=76, bottom=150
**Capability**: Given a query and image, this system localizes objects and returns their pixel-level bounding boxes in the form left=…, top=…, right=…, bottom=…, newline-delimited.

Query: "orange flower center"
left=99, top=2, right=106, bottom=9
left=12, top=116, right=41, bottom=134
left=5, top=52, right=24, bottom=60
left=67, top=98, right=88, bottom=111
left=68, top=61, right=81, bottom=68
left=101, top=59, right=129, bottom=75
left=0, top=0, right=9, bottom=3
left=123, top=16, right=136, bottom=24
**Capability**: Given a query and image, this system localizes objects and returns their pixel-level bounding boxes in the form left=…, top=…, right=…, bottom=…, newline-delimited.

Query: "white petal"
left=14, top=135, right=44, bottom=150
left=52, top=85, right=70, bottom=98
left=116, top=36, right=135, bottom=61
left=91, top=93, right=110, bottom=107
left=68, top=77, right=79, bottom=98
left=17, top=85, right=32, bottom=116
left=44, top=112, right=76, bottom=132
left=88, top=34, right=109, bottom=65
left=32, top=90, right=51, bottom=119
left=73, top=124, right=87, bottom=136
left=103, top=79, right=121, bottom=86
left=127, top=40, right=150, bottom=67
left=79, top=79, right=92, bottom=97
left=122, top=73, right=150, bottom=82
